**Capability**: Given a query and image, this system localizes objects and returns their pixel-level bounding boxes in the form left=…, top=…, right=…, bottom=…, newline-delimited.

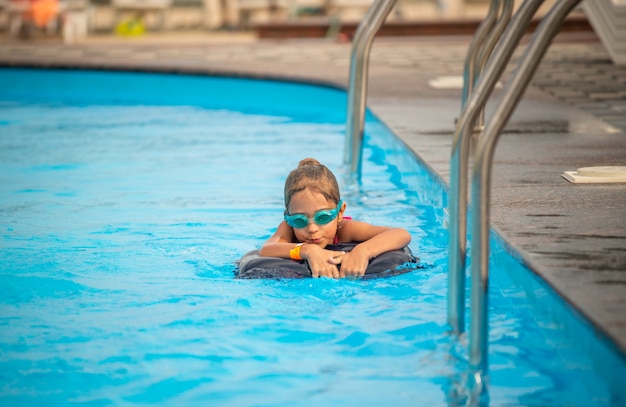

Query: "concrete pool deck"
left=0, top=28, right=625, bottom=357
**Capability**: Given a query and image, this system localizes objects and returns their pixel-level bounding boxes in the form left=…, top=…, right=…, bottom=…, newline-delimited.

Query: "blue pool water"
left=1, top=68, right=625, bottom=406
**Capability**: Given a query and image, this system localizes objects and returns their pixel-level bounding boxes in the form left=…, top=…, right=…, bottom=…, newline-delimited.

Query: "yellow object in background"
left=115, top=18, right=145, bottom=36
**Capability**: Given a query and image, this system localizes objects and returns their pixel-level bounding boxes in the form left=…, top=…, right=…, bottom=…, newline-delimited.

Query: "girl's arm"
left=337, top=221, right=411, bottom=276
left=258, top=221, right=297, bottom=258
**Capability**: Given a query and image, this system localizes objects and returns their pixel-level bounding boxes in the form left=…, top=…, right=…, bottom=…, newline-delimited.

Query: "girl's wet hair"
left=284, top=158, right=340, bottom=209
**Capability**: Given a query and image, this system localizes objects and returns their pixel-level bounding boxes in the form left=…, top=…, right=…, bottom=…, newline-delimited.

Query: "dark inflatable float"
left=235, top=242, right=421, bottom=279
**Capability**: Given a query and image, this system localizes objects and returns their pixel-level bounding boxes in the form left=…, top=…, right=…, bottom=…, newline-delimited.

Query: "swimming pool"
left=1, top=68, right=625, bottom=406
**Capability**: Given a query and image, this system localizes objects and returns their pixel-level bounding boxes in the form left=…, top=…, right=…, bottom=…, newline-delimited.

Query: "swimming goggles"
left=284, top=200, right=343, bottom=229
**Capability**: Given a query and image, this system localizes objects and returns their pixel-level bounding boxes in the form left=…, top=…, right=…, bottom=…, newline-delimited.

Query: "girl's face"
left=287, top=189, right=345, bottom=248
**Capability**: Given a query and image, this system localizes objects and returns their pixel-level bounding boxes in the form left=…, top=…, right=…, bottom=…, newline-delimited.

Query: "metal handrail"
left=460, top=0, right=500, bottom=111
left=344, top=0, right=398, bottom=181
left=449, top=0, right=510, bottom=335
left=448, top=0, right=542, bottom=335
left=469, top=0, right=582, bottom=380
left=474, top=0, right=514, bottom=129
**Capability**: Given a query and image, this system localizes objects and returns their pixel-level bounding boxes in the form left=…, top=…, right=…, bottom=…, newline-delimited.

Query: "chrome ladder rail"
left=449, top=0, right=514, bottom=335
left=469, top=0, right=583, bottom=382
left=344, top=0, right=398, bottom=181
left=448, top=0, right=541, bottom=335
left=448, top=0, right=502, bottom=335
left=460, top=0, right=501, bottom=112
left=474, top=0, right=514, bottom=129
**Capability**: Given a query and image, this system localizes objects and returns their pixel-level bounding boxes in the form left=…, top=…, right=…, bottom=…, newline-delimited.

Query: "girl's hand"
left=335, top=247, right=369, bottom=277
left=302, top=245, right=345, bottom=279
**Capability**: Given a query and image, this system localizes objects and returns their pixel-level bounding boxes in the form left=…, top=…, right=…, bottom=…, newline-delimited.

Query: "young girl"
left=259, top=158, right=412, bottom=279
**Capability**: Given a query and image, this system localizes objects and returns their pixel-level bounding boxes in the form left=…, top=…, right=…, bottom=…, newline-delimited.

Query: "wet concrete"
left=0, top=30, right=624, bottom=355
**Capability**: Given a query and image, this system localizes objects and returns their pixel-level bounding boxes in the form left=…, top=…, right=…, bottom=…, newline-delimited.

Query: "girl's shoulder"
left=337, top=217, right=391, bottom=243
left=336, top=216, right=361, bottom=243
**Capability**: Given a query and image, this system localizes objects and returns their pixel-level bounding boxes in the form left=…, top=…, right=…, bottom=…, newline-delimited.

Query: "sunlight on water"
left=0, top=68, right=624, bottom=406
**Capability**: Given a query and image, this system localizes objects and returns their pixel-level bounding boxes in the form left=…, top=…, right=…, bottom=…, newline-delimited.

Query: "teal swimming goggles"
left=284, top=200, right=343, bottom=229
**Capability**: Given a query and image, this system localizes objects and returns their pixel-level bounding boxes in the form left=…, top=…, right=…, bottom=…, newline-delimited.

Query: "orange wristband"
left=290, top=243, right=304, bottom=260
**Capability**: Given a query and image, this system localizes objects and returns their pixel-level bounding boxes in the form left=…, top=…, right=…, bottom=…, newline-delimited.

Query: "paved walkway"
left=1, top=30, right=625, bottom=355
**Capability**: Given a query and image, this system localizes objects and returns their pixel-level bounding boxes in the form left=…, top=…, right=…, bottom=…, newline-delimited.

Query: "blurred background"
left=1, top=0, right=623, bottom=70
left=0, top=0, right=581, bottom=41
